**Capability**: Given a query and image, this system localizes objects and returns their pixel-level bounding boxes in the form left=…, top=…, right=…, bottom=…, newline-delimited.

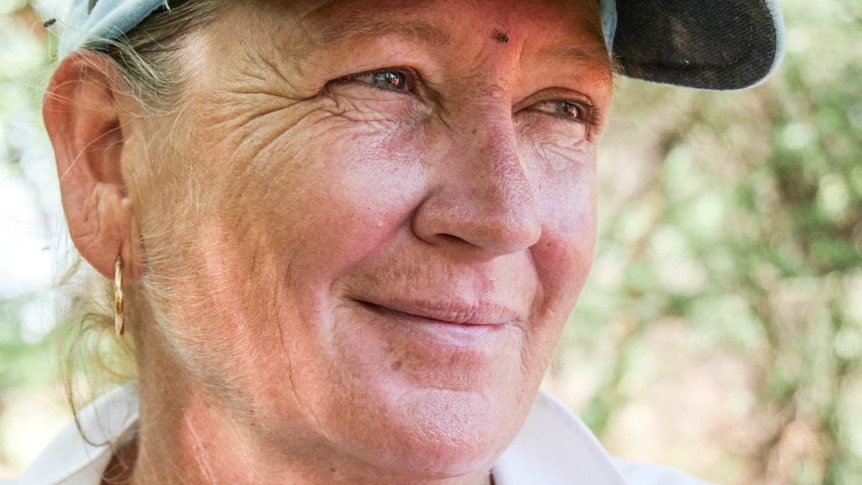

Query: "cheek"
left=240, top=123, right=428, bottom=281
left=148, top=116, right=430, bottom=355
left=529, top=142, right=597, bottom=328
left=534, top=138, right=597, bottom=235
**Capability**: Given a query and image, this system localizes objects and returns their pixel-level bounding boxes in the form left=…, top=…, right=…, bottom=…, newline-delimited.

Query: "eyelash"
left=336, top=68, right=593, bottom=124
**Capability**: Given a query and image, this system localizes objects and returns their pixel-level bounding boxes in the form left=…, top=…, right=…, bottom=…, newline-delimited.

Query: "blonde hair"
left=60, top=0, right=226, bottom=423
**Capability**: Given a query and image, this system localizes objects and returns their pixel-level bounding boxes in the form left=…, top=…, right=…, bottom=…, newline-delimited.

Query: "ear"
left=43, top=51, right=143, bottom=282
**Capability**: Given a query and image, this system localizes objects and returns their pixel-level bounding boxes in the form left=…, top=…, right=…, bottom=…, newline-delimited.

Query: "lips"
left=350, top=299, right=518, bottom=356
left=355, top=298, right=520, bottom=326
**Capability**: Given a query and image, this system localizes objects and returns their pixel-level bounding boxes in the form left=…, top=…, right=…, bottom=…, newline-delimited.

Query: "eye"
left=558, top=102, right=583, bottom=120
left=371, top=71, right=407, bottom=90
left=338, top=69, right=411, bottom=92
left=533, top=100, right=589, bottom=122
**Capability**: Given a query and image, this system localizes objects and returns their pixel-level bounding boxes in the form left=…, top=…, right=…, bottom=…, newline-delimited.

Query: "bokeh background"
left=1, top=0, right=860, bottom=483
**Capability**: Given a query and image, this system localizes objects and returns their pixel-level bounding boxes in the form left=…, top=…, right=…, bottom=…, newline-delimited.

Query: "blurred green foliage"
left=1, top=0, right=860, bottom=483
left=558, top=1, right=862, bottom=484
left=0, top=1, right=56, bottom=390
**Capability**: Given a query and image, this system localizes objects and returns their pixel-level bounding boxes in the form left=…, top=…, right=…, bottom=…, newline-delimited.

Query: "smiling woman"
left=9, top=0, right=783, bottom=484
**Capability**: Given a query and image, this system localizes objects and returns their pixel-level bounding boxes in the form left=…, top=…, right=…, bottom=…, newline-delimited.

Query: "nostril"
left=439, top=233, right=463, bottom=244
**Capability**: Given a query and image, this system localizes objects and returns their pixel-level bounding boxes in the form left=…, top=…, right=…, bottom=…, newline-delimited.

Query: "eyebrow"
left=311, top=18, right=454, bottom=49
left=537, top=43, right=615, bottom=72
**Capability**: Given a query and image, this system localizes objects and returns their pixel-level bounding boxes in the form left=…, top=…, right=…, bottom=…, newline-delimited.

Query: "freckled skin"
left=107, top=0, right=614, bottom=483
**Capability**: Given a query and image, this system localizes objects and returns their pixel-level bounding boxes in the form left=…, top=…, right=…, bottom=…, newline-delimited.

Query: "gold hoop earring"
left=114, top=255, right=125, bottom=336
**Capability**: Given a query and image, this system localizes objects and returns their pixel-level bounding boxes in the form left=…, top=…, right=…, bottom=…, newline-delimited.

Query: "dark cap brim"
left=613, top=0, right=784, bottom=90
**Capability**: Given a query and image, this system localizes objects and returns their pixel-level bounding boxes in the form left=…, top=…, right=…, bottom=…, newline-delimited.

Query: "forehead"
left=228, top=0, right=610, bottom=67
left=298, top=0, right=603, bottom=40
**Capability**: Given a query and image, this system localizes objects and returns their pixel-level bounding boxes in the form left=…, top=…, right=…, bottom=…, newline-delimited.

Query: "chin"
left=336, top=386, right=518, bottom=479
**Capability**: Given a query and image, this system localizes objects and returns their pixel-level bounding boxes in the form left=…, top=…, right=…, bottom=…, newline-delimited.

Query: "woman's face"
left=128, top=0, right=612, bottom=477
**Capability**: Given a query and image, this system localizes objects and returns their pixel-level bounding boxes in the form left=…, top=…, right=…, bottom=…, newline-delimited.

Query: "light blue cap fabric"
left=598, top=0, right=617, bottom=52
left=59, top=0, right=168, bottom=58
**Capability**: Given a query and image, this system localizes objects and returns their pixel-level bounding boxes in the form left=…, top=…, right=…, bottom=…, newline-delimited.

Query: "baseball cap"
left=55, top=0, right=784, bottom=90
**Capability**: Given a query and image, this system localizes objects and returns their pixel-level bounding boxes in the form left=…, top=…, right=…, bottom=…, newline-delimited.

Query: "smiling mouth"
left=350, top=297, right=526, bottom=358
left=354, top=299, right=518, bottom=327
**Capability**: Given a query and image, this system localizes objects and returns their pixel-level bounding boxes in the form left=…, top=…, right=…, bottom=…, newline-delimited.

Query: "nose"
left=412, top=115, right=542, bottom=257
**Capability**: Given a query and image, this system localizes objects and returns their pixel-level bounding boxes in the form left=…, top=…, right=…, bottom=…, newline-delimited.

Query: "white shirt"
left=5, top=384, right=711, bottom=485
